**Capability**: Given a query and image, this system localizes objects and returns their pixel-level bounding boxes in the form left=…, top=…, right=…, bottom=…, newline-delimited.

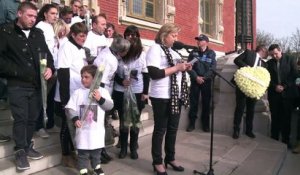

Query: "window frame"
left=126, top=0, right=157, bottom=23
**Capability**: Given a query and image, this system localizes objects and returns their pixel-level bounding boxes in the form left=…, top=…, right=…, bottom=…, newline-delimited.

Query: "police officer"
left=0, top=2, right=54, bottom=171
left=186, top=34, right=216, bottom=132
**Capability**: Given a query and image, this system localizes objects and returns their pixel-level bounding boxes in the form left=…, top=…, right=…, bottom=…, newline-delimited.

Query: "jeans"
left=8, top=86, right=42, bottom=150
left=150, top=97, right=180, bottom=165
left=77, top=148, right=102, bottom=170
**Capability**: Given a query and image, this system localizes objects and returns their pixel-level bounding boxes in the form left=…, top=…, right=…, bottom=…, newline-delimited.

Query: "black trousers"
left=188, top=80, right=211, bottom=128
left=112, top=91, right=144, bottom=151
left=233, top=87, right=257, bottom=132
left=150, top=97, right=180, bottom=165
left=36, top=80, right=56, bottom=130
left=55, top=101, right=74, bottom=155
left=8, top=86, right=42, bottom=150
left=77, top=148, right=102, bottom=170
left=268, top=92, right=293, bottom=144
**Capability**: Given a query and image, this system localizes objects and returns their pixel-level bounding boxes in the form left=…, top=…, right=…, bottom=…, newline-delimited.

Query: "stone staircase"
left=0, top=109, right=62, bottom=175
left=0, top=104, right=153, bottom=175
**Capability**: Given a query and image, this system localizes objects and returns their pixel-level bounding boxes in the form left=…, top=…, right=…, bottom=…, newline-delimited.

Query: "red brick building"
left=64, top=0, right=256, bottom=54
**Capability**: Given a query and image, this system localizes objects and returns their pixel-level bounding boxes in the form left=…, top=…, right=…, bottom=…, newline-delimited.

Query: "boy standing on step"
left=65, top=65, right=113, bottom=175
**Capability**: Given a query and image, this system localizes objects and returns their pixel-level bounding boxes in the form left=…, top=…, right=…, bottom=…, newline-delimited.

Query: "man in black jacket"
left=267, top=44, right=298, bottom=146
left=232, top=45, right=268, bottom=139
left=0, top=2, right=54, bottom=171
left=186, top=34, right=216, bottom=132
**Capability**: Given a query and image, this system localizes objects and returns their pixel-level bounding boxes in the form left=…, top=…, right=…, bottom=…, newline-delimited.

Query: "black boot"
left=186, top=119, right=195, bottom=132
left=130, top=128, right=139, bottom=159
left=101, top=148, right=112, bottom=162
left=119, top=131, right=128, bottom=159
left=232, top=127, right=240, bottom=139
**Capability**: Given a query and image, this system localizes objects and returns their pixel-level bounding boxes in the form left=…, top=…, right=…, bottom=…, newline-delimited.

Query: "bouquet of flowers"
left=123, top=66, right=141, bottom=128
left=39, top=53, right=48, bottom=128
left=81, top=64, right=105, bottom=123
left=234, top=66, right=270, bottom=99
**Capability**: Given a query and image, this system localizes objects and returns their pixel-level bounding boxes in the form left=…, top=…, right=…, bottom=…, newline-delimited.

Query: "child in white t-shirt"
left=65, top=65, right=113, bottom=175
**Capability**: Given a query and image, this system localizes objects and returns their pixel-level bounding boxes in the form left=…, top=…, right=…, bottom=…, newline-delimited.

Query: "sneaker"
left=47, top=125, right=60, bottom=133
left=36, top=128, right=50, bottom=138
left=94, top=165, right=105, bottom=175
left=0, top=134, right=10, bottom=143
left=27, top=143, right=44, bottom=160
left=79, top=168, right=89, bottom=175
left=15, top=149, right=30, bottom=171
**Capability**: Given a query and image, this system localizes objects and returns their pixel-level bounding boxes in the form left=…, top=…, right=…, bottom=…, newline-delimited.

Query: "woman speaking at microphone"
left=146, top=23, right=191, bottom=175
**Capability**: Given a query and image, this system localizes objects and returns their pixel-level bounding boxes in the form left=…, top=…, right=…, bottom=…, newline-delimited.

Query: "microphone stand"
left=193, top=69, right=235, bottom=175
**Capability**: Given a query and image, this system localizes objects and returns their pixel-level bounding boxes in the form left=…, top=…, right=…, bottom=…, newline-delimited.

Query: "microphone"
left=172, top=41, right=198, bottom=52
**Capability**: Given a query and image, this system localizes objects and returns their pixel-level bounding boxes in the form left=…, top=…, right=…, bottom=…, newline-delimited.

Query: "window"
left=199, top=0, right=224, bottom=42
left=200, top=0, right=217, bottom=37
left=119, top=0, right=174, bottom=30
left=126, top=0, right=157, bottom=23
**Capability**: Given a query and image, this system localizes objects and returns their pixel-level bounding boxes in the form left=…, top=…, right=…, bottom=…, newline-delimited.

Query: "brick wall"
left=97, top=0, right=255, bottom=53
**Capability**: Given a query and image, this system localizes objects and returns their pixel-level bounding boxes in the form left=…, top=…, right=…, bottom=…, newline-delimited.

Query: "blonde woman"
left=53, top=19, right=70, bottom=69
left=146, top=23, right=191, bottom=175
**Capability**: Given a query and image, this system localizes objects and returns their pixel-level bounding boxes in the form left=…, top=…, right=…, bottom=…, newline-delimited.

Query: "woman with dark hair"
left=146, top=23, right=191, bottom=175
left=57, top=22, right=88, bottom=167
left=36, top=4, right=58, bottom=54
left=112, top=25, right=149, bottom=159
left=35, top=3, right=59, bottom=138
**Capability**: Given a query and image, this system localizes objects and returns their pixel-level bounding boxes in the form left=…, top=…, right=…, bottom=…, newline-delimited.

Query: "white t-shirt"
left=114, top=51, right=147, bottom=93
left=65, top=87, right=112, bottom=150
left=36, top=21, right=55, bottom=57
left=93, top=47, right=119, bottom=95
left=53, top=37, right=69, bottom=102
left=83, top=31, right=108, bottom=57
left=70, top=16, right=83, bottom=26
left=56, top=40, right=86, bottom=99
left=146, top=43, right=183, bottom=99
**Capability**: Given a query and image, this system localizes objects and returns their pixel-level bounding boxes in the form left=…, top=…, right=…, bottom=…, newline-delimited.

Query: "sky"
left=257, top=0, right=300, bottom=38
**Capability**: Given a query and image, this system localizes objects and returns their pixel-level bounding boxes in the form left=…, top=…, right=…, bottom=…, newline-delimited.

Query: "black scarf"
left=160, top=45, right=189, bottom=115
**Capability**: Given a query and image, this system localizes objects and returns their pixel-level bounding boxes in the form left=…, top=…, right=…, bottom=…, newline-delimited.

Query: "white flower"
left=234, top=67, right=270, bottom=99
left=40, top=59, right=47, bottom=66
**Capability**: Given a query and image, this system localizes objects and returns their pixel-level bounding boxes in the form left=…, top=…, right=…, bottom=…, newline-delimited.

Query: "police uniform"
left=187, top=45, right=216, bottom=132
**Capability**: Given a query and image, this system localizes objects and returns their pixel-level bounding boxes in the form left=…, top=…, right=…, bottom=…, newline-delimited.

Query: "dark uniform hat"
left=195, top=34, right=209, bottom=42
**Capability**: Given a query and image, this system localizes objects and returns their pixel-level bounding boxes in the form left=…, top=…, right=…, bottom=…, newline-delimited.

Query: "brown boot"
left=62, top=155, right=77, bottom=168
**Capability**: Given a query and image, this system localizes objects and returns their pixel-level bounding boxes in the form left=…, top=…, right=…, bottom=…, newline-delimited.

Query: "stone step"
left=28, top=131, right=287, bottom=175
left=0, top=144, right=61, bottom=175
left=0, top=133, right=60, bottom=159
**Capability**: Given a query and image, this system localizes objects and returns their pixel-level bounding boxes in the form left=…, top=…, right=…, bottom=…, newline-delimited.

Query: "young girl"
left=65, top=65, right=113, bottom=175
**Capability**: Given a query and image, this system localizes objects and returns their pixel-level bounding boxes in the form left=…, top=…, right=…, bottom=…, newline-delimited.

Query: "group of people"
left=1, top=1, right=300, bottom=175
left=0, top=1, right=188, bottom=175
left=231, top=44, right=299, bottom=150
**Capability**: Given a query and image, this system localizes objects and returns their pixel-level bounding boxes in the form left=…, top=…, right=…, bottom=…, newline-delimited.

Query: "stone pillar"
left=213, top=56, right=237, bottom=135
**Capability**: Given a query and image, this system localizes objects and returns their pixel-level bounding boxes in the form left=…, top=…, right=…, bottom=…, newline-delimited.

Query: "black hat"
left=195, top=34, right=209, bottom=42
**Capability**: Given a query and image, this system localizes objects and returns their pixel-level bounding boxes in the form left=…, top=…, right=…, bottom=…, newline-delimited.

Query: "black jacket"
left=0, top=20, right=54, bottom=88
left=234, top=49, right=267, bottom=68
left=187, top=47, right=216, bottom=82
left=267, top=54, right=298, bottom=98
